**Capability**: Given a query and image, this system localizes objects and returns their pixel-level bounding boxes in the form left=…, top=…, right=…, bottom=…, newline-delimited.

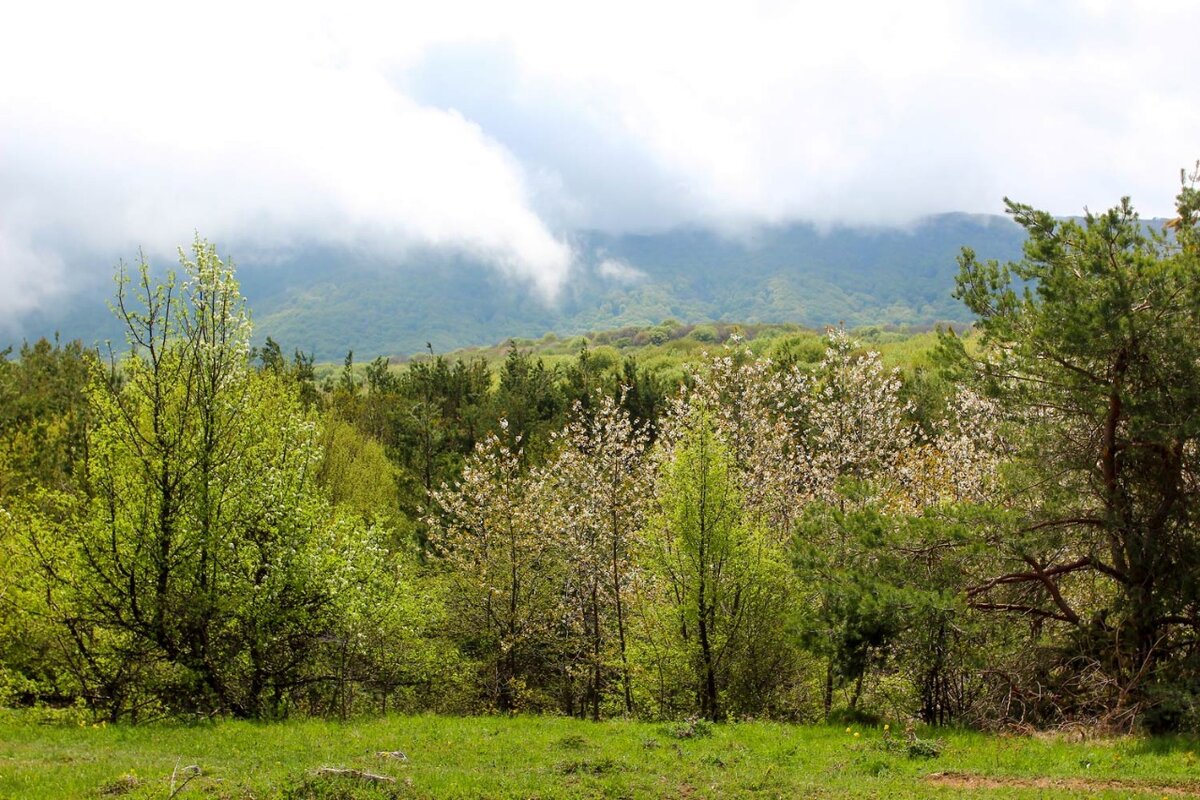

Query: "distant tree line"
left=2, top=167, right=1199, bottom=731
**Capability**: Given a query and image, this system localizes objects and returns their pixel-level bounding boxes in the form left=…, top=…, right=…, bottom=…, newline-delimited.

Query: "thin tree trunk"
left=824, top=661, right=834, bottom=720
left=591, top=585, right=602, bottom=721
left=697, top=578, right=718, bottom=722
left=612, top=511, right=633, bottom=715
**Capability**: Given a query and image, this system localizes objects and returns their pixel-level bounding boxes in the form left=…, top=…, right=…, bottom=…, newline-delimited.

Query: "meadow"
left=3, top=711, right=1199, bottom=799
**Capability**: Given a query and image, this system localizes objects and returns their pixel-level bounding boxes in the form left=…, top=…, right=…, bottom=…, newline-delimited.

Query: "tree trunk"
left=612, top=517, right=634, bottom=715
left=697, top=579, right=718, bottom=722
left=591, top=586, right=602, bottom=721
left=823, top=661, right=834, bottom=720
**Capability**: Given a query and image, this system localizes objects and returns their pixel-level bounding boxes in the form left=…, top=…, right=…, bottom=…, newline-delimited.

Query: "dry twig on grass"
left=167, top=761, right=201, bottom=799
left=315, top=767, right=397, bottom=784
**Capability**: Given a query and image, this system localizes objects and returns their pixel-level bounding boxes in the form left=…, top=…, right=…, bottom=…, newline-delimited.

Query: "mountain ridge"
left=7, top=213, right=1031, bottom=360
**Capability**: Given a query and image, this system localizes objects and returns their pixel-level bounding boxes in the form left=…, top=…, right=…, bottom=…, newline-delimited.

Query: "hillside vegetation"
left=10, top=214, right=1025, bottom=360
left=316, top=321, right=956, bottom=385
left=251, top=214, right=1024, bottom=359
left=3, top=173, right=1200, bottom=750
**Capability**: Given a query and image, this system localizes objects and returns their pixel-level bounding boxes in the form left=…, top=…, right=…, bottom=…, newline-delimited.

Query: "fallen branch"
left=315, top=767, right=396, bottom=784
left=167, top=761, right=201, bottom=799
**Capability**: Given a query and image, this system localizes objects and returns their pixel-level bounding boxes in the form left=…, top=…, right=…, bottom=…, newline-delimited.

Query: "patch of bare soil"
left=926, top=771, right=1200, bottom=796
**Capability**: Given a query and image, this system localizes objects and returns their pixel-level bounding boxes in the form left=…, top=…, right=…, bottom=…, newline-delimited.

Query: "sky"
left=2, top=0, right=1198, bottom=320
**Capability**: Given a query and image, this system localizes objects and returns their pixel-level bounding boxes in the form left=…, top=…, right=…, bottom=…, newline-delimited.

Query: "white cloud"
left=596, top=258, right=646, bottom=284
left=0, top=1, right=574, bottom=310
left=0, top=227, right=66, bottom=321
left=1, top=0, right=1198, bottom=317
left=475, top=0, right=1199, bottom=226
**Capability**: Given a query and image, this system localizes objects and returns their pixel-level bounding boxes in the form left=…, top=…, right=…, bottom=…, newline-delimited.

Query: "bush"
left=905, top=737, right=943, bottom=759
left=665, top=717, right=713, bottom=739
left=879, top=724, right=943, bottom=760
left=829, top=707, right=883, bottom=728
left=1141, top=684, right=1199, bottom=734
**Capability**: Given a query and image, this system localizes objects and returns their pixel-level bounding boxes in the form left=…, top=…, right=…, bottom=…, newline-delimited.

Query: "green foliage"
left=226, top=215, right=1023, bottom=360
left=59, top=242, right=339, bottom=718
left=311, top=525, right=465, bottom=718
left=317, top=418, right=400, bottom=527
left=942, top=167, right=1200, bottom=722
left=0, top=491, right=80, bottom=707
left=0, top=337, right=93, bottom=497
left=795, top=503, right=986, bottom=723
left=0, top=339, right=96, bottom=705
left=639, top=415, right=796, bottom=721
left=493, top=343, right=563, bottom=462
left=7, top=173, right=1200, bottom=734
left=665, top=717, right=714, bottom=739
left=428, top=433, right=566, bottom=712
left=879, top=726, right=945, bottom=760
left=6, top=239, right=411, bottom=721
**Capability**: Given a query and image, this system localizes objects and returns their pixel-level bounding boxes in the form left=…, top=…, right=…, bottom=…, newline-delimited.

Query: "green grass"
left=3, top=712, right=1200, bottom=799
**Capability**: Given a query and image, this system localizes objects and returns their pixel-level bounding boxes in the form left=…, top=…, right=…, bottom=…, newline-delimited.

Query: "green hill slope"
left=250, top=213, right=1023, bottom=360
left=10, top=213, right=1026, bottom=360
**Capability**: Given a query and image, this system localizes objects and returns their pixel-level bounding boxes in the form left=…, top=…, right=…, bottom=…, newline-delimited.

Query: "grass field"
left=2, top=711, right=1198, bottom=799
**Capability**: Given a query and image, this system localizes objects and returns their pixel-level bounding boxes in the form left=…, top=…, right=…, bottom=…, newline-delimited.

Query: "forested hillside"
left=10, top=214, right=1027, bottom=361
left=3, top=177, right=1200, bottom=735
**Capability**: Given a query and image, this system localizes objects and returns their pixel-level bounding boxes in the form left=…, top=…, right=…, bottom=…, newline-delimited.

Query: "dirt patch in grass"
left=98, top=773, right=140, bottom=796
left=927, top=771, right=1200, bottom=796
left=555, top=757, right=621, bottom=775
